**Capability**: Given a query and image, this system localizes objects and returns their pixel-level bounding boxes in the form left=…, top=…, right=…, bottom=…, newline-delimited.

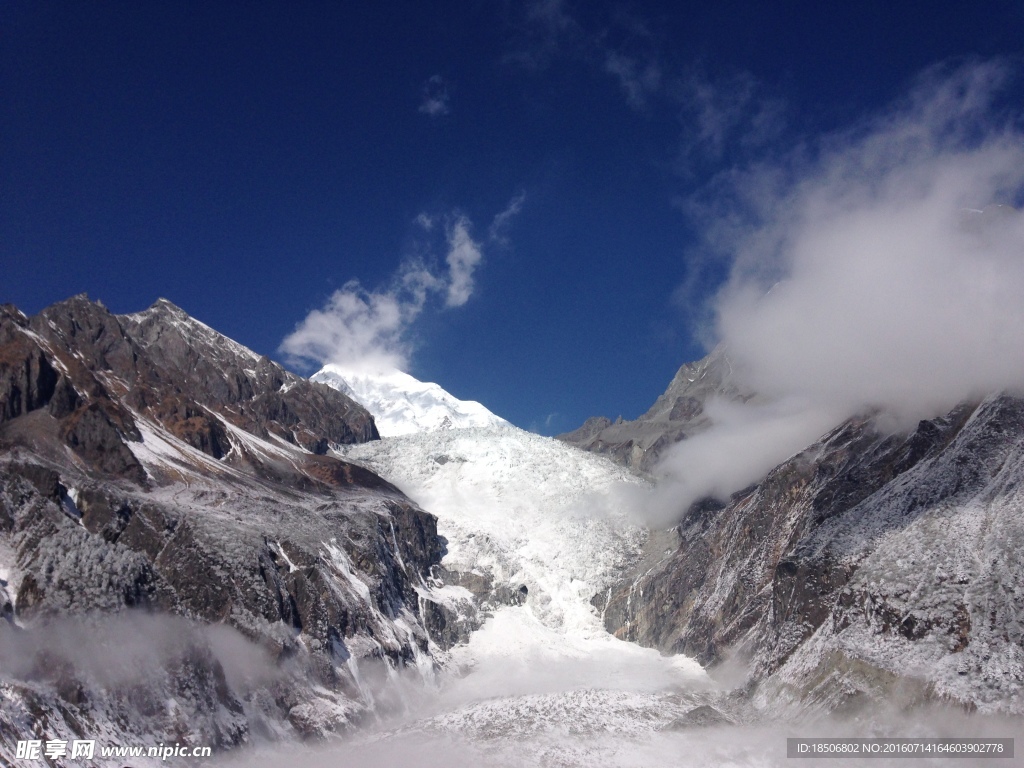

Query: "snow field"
left=336, top=426, right=713, bottom=739
left=313, top=365, right=509, bottom=436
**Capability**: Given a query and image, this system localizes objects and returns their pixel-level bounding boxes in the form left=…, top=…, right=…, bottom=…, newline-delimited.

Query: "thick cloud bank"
left=717, top=64, right=1024, bottom=422
left=651, top=62, right=1024, bottom=520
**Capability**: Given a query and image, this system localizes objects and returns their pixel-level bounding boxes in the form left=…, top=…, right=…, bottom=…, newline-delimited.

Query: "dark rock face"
left=558, top=347, right=748, bottom=472
left=416, top=566, right=532, bottom=650
left=0, top=295, right=379, bottom=487
left=600, top=395, right=1024, bottom=714
left=121, top=299, right=379, bottom=450
left=0, top=296, right=458, bottom=750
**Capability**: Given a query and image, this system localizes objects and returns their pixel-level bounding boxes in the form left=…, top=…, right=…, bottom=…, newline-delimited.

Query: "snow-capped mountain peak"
left=311, top=364, right=508, bottom=437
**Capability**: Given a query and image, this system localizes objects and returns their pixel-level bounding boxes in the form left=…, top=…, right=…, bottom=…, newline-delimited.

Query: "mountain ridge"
left=4, top=294, right=1024, bottom=765
left=558, top=346, right=749, bottom=472
left=568, top=348, right=1024, bottom=717
left=0, top=295, right=456, bottom=752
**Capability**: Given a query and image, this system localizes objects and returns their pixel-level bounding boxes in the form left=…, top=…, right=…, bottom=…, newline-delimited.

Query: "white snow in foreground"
left=312, top=365, right=508, bottom=436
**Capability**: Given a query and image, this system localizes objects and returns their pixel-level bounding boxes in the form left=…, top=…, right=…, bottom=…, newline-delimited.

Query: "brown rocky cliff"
left=0, top=295, right=380, bottom=485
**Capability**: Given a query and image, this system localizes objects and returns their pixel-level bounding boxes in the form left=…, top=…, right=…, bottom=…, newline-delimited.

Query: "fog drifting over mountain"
left=648, top=62, right=1024, bottom=522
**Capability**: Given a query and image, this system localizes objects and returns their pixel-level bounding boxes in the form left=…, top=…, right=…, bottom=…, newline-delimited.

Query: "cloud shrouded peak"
left=644, top=61, right=1024, bottom=523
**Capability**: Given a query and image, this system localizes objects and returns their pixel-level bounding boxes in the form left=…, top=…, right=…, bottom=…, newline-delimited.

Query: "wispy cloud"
left=604, top=51, right=661, bottom=109
left=503, top=0, right=580, bottom=70
left=505, top=0, right=664, bottom=111
left=645, top=60, right=1024, bottom=521
left=282, top=197, right=525, bottom=373
left=444, top=215, right=482, bottom=307
left=419, top=75, right=451, bottom=117
left=488, top=190, right=527, bottom=244
left=505, top=0, right=785, bottom=161
left=674, top=69, right=785, bottom=165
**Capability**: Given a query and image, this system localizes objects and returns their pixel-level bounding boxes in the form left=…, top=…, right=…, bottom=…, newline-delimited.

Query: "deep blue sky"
left=3, top=1, right=1023, bottom=433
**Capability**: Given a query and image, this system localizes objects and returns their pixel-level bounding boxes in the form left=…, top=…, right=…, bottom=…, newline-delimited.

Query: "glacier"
left=202, top=372, right=748, bottom=765
left=216, top=368, right=1024, bottom=768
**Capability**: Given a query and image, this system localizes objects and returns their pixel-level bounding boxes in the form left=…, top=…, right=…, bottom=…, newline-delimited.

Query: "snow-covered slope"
left=338, top=424, right=653, bottom=636
left=0, top=296, right=441, bottom=757
left=312, top=365, right=508, bottom=437
left=329, top=425, right=722, bottom=765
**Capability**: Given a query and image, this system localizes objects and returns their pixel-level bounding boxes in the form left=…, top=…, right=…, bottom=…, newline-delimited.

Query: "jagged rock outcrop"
left=1, top=296, right=383, bottom=486
left=558, top=347, right=748, bottom=472
left=0, top=296, right=459, bottom=756
left=598, top=394, right=1024, bottom=715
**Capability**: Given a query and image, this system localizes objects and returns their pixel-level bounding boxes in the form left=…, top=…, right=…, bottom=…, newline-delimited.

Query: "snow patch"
left=323, top=539, right=373, bottom=605
left=0, top=540, right=18, bottom=615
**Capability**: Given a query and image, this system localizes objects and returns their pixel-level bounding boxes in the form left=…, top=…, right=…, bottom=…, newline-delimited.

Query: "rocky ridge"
left=557, top=347, right=748, bottom=472
left=578, top=353, right=1024, bottom=716
left=0, top=296, right=461, bottom=760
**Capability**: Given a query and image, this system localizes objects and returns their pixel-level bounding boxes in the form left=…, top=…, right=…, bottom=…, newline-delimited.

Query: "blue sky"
left=3, top=1, right=1024, bottom=434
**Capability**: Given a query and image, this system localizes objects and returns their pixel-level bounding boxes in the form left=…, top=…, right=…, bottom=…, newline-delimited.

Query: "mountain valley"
left=1, top=296, right=1023, bottom=766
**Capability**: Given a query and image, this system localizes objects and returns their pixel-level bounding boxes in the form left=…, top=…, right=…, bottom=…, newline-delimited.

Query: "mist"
left=649, top=62, right=1024, bottom=520
left=212, top=693, right=1024, bottom=768
left=0, top=612, right=278, bottom=691
left=644, top=398, right=844, bottom=526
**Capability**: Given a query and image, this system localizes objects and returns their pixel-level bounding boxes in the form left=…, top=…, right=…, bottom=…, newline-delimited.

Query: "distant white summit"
left=311, top=364, right=508, bottom=437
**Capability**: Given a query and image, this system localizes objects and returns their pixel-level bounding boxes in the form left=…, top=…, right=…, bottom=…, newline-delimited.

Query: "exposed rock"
left=0, top=295, right=380, bottom=487
left=0, top=296, right=462, bottom=753
left=59, top=401, right=147, bottom=483
left=557, top=347, right=749, bottom=472
left=600, top=395, right=1024, bottom=715
left=417, top=566, right=532, bottom=650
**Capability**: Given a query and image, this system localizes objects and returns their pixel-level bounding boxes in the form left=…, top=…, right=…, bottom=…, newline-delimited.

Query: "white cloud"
left=651, top=61, right=1024, bottom=521
left=604, top=51, right=661, bottom=109
left=488, top=190, right=527, bottom=244
left=444, top=216, right=482, bottom=307
left=419, top=75, right=451, bottom=117
left=282, top=197, right=525, bottom=373
left=715, top=61, right=1024, bottom=423
left=279, top=277, right=418, bottom=373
